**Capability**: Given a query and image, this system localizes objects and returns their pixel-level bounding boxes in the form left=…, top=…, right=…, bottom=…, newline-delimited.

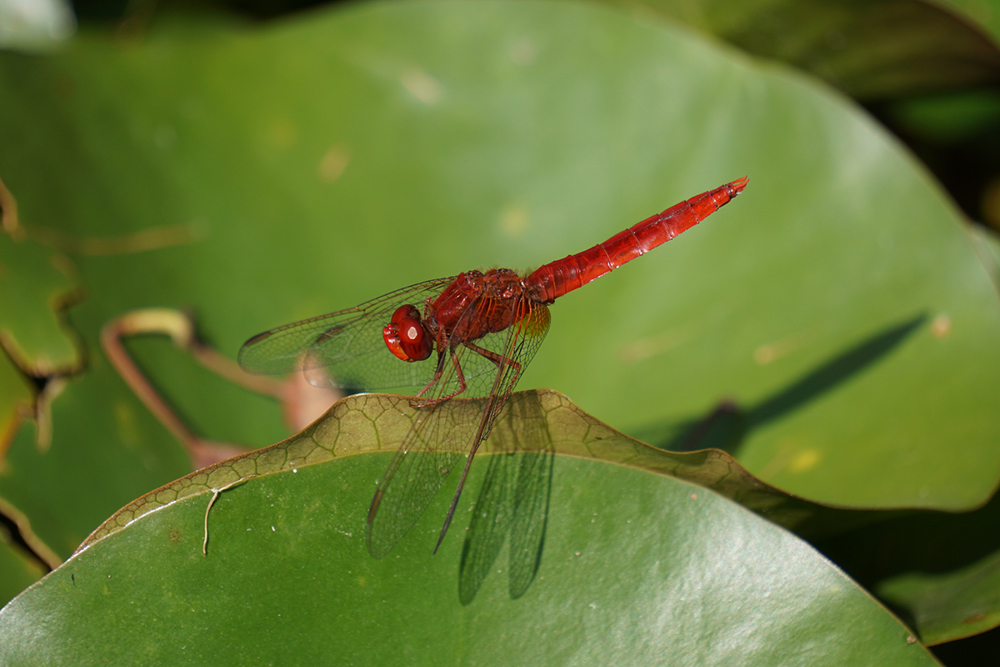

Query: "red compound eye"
left=383, top=305, right=432, bottom=362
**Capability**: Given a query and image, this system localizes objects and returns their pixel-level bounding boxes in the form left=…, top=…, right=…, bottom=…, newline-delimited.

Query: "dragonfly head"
left=383, top=304, right=433, bottom=362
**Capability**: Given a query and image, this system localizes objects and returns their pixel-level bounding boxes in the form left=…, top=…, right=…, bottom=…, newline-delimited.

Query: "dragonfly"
left=238, top=176, right=748, bottom=559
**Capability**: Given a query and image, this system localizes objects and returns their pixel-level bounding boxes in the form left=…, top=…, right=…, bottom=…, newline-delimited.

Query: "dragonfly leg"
left=414, top=347, right=449, bottom=401
left=412, top=346, right=470, bottom=407
left=412, top=320, right=460, bottom=404
left=463, top=340, right=523, bottom=382
left=414, top=337, right=525, bottom=410
left=433, top=343, right=526, bottom=553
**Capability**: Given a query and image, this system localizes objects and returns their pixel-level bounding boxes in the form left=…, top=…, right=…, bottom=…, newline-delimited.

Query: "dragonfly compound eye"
left=383, top=305, right=432, bottom=362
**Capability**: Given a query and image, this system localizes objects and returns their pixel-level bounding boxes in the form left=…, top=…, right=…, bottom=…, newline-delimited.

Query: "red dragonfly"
left=238, top=177, right=748, bottom=558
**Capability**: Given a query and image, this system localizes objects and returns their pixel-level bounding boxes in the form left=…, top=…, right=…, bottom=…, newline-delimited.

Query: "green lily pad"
left=1, top=391, right=935, bottom=664
left=971, top=225, right=1000, bottom=289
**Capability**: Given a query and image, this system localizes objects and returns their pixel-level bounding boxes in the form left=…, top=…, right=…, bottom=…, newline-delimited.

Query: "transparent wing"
left=365, top=296, right=551, bottom=559
left=364, top=392, right=481, bottom=559
left=237, top=277, right=456, bottom=391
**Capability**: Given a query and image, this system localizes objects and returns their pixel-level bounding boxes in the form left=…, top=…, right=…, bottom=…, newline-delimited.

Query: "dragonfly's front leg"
left=411, top=314, right=468, bottom=406
left=413, top=339, right=523, bottom=407
left=413, top=346, right=469, bottom=407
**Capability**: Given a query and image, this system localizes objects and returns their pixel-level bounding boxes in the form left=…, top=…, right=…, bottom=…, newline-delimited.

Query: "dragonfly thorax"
left=428, top=269, right=533, bottom=343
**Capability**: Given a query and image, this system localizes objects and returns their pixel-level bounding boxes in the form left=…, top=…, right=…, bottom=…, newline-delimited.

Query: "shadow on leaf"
left=648, top=313, right=927, bottom=453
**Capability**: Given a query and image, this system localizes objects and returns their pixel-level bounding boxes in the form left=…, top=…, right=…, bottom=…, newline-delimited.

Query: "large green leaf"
left=0, top=392, right=936, bottom=664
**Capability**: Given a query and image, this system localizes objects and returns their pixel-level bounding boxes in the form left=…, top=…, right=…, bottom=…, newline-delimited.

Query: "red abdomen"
left=525, top=177, right=747, bottom=304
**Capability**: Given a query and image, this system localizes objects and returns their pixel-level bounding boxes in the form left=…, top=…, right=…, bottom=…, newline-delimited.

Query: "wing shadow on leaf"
left=642, top=313, right=927, bottom=453
left=458, top=391, right=554, bottom=605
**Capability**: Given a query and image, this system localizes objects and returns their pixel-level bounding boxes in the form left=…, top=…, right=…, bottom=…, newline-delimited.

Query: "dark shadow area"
left=0, top=510, right=51, bottom=575
left=810, top=493, right=1000, bottom=664
left=814, top=488, right=1000, bottom=591
left=641, top=313, right=927, bottom=454
left=931, top=623, right=1000, bottom=665
left=808, top=487, right=1000, bottom=658
left=71, top=0, right=331, bottom=23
